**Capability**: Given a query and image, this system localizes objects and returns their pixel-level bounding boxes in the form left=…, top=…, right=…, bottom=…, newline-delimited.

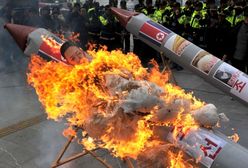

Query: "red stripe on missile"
left=139, top=22, right=166, bottom=46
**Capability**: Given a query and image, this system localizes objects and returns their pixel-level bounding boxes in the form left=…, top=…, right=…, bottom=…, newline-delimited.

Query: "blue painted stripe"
left=147, top=20, right=172, bottom=34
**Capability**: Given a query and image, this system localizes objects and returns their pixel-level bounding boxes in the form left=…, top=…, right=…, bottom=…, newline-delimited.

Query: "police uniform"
left=189, top=3, right=207, bottom=45
left=225, top=7, right=244, bottom=27
left=115, top=18, right=124, bottom=50
left=88, top=6, right=101, bottom=46
left=99, top=7, right=116, bottom=51
left=162, top=5, right=172, bottom=27
left=178, top=8, right=192, bottom=39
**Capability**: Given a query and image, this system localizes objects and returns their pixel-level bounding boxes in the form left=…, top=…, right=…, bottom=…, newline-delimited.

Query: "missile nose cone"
left=4, top=23, right=37, bottom=51
left=110, top=7, right=138, bottom=27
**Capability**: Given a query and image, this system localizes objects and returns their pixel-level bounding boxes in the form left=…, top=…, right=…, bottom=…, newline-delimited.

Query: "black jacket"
left=233, top=22, right=248, bottom=61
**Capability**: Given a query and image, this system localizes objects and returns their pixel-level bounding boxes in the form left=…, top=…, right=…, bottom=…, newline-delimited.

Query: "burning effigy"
left=27, top=46, right=207, bottom=167
left=27, top=39, right=228, bottom=167
left=4, top=22, right=248, bottom=168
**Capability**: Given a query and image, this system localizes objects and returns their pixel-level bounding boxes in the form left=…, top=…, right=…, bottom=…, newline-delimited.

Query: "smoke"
left=0, top=10, right=44, bottom=136
left=30, top=120, right=128, bottom=167
left=30, top=120, right=79, bottom=167
left=0, top=17, right=28, bottom=76
left=0, top=17, right=43, bottom=134
left=0, top=29, right=82, bottom=164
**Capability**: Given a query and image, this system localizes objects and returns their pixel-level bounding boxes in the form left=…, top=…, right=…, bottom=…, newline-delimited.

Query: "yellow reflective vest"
left=152, top=8, right=165, bottom=23
left=190, top=10, right=205, bottom=29
left=99, top=15, right=108, bottom=26
left=226, top=10, right=244, bottom=27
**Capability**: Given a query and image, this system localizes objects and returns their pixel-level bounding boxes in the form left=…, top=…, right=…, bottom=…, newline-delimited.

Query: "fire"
left=63, top=127, right=77, bottom=137
left=147, top=59, right=170, bottom=86
left=228, top=133, right=240, bottom=143
left=81, top=136, right=97, bottom=150
left=171, top=110, right=199, bottom=141
left=169, top=151, right=194, bottom=168
left=41, top=35, right=62, bottom=56
left=100, top=118, right=153, bottom=159
left=27, top=39, right=205, bottom=167
left=55, top=32, right=80, bottom=43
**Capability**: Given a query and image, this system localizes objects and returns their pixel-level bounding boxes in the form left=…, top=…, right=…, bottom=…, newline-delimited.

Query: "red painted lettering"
left=233, top=80, right=246, bottom=93
left=200, top=138, right=222, bottom=160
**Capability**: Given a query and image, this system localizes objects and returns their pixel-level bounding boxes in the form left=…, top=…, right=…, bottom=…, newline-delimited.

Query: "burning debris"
left=27, top=45, right=223, bottom=167
left=137, top=144, right=195, bottom=168
left=5, top=23, right=248, bottom=168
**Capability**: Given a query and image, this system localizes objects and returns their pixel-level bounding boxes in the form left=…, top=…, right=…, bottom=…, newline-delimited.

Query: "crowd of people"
left=0, top=0, right=248, bottom=72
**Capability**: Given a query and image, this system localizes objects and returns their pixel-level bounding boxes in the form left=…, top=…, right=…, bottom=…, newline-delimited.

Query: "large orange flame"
left=169, top=151, right=194, bottom=168
left=228, top=133, right=240, bottom=143
left=27, top=42, right=205, bottom=167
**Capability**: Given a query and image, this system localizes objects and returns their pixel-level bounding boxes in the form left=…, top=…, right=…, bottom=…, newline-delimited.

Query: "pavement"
left=0, top=19, right=248, bottom=168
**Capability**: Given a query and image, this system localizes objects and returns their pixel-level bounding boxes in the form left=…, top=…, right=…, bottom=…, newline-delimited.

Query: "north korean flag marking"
left=156, top=32, right=165, bottom=41
left=139, top=20, right=172, bottom=47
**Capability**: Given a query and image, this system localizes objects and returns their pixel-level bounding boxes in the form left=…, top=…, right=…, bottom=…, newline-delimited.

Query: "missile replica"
left=4, top=23, right=91, bottom=65
left=4, top=23, right=248, bottom=167
left=110, top=7, right=248, bottom=106
left=109, top=7, right=248, bottom=168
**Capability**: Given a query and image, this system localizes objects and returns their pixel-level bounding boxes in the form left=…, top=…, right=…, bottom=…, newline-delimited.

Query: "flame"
left=41, top=35, right=62, bottom=56
left=100, top=118, right=153, bottom=159
left=228, top=133, right=240, bottom=143
left=55, top=32, right=80, bottom=43
left=68, top=32, right=80, bottom=42
left=63, top=127, right=77, bottom=137
left=81, top=137, right=97, bottom=150
left=148, top=59, right=169, bottom=86
left=169, top=151, right=194, bottom=168
left=27, top=38, right=206, bottom=167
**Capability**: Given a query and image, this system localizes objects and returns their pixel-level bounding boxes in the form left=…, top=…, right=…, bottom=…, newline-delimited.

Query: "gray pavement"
left=0, top=19, right=248, bottom=168
left=0, top=121, right=127, bottom=168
